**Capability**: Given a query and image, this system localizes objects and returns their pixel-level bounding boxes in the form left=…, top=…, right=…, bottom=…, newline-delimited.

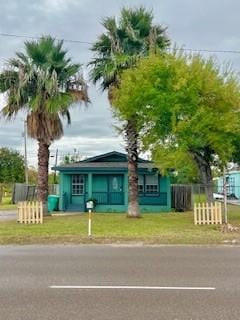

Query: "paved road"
left=0, top=245, right=240, bottom=320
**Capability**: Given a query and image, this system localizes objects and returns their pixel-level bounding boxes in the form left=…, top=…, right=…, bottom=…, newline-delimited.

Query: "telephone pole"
left=54, top=148, right=58, bottom=184
left=223, top=167, right=228, bottom=224
left=23, top=120, right=29, bottom=184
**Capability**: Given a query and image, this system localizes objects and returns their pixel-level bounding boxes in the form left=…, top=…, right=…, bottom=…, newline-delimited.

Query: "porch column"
left=124, top=172, right=128, bottom=205
left=88, top=173, right=93, bottom=199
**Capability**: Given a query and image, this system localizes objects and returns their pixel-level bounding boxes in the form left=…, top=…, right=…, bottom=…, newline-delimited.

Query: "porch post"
left=88, top=173, right=93, bottom=199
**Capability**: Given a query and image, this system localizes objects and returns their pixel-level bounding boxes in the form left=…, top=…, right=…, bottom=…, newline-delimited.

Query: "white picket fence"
left=17, top=201, right=43, bottom=224
left=194, top=202, right=222, bottom=225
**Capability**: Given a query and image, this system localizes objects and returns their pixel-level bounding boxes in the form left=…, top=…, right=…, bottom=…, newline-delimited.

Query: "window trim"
left=138, top=174, right=159, bottom=195
left=72, top=174, right=85, bottom=195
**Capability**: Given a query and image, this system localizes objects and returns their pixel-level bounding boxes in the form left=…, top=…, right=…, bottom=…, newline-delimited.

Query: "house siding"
left=55, top=152, right=171, bottom=213
left=59, top=172, right=171, bottom=213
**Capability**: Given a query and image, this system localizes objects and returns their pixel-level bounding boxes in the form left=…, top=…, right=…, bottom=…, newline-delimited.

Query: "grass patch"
left=0, top=197, right=17, bottom=210
left=193, top=193, right=207, bottom=203
left=0, top=205, right=239, bottom=245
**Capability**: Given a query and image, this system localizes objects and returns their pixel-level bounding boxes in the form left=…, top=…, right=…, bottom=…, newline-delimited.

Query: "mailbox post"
left=86, top=200, right=94, bottom=237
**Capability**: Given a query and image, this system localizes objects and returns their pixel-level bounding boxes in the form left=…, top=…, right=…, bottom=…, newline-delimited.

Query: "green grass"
left=0, top=205, right=239, bottom=245
left=0, top=197, right=17, bottom=210
left=193, top=193, right=207, bottom=203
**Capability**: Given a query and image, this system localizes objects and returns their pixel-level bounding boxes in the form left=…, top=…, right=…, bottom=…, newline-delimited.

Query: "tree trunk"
left=125, top=118, right=140, bottom=217
left=192, top=153, right=214, bottom=203
left=37, top=140, right=50, bottom=204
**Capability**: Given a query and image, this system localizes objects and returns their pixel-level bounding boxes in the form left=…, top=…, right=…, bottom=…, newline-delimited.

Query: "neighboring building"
left=214, top=170, right=240, bottom=199
left=53, top=151, right=171, bottom=213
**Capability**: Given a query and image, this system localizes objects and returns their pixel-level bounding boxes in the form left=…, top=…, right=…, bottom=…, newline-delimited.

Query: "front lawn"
left=0, top=196, right=17, bottom=210
left=0, top=205, right=240, bottom=245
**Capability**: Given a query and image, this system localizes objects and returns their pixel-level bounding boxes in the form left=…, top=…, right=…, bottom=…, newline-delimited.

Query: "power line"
left=1, top=32, right=240, bottom=55
left=0, top=33, right=92, bottom=45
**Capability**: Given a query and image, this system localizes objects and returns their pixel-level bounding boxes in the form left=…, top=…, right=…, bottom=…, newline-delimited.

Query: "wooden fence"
left=17, top=201, right=43, bottom=224
left=12, top=183, right=59, bottom=204
left=194, top=202, right=222, bottom=225
left=171, top=185, right=192, bottom=211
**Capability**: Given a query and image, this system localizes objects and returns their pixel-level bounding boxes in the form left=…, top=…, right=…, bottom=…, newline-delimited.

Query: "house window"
left=227, top=176, right=235, bottom=195
left=112, top=177, right=119, bottom=191
left=138, top=175, right=144, bottom=193
left=145, top=175, right=159, bottom=194
left=72, top=175, right=84, bottom=195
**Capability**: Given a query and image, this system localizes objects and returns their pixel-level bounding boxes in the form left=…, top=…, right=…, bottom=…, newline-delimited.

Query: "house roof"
left=81, top=151, right=151, bottom=163
left=53, top=151, right=155, bottom=172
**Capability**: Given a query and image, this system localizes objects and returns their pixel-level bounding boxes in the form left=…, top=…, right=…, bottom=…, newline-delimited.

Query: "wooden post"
left=40, top=201, right=43, bottom=224
left=223, top=167, right=228, bottom=224
left=219, top=202, right=222, bottom=225
left=194, top=203, right=197, bottom=225
left=88, top=209, right=92, bottom=237
left=36, top=201, right=39, bottom=223
left=206, top=202, right=209, bottom=224
left=210, top=203, right=214, bottom=224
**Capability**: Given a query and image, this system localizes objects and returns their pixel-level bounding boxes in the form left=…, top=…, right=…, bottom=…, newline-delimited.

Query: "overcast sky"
left=1, top=0, right=240, bottom=169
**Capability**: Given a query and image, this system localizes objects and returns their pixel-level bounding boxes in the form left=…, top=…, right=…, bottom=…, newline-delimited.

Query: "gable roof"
left=81, top=151, right=151, bottom=163
left=53, top=151, right=155, bottom=172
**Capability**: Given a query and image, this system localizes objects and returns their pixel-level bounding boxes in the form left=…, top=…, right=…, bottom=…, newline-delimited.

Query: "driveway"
left=0, top=210, right=17, bottom=221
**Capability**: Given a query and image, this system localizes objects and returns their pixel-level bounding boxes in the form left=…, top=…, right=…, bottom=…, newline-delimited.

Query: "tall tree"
left=0, top=36, right=88, bottom=204
left=113, top=53, right=240, bottom=203
left=89, top=6, right=170, bottom=217
left=0, top=148, right=24, bottom=183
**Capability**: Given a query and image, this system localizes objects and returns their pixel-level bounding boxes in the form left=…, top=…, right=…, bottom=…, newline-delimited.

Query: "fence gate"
left=194, top=202, right=222, bottom=225
left=171, top=185, right=192, bottom=211
left=17, top=201, right=43, bottom=224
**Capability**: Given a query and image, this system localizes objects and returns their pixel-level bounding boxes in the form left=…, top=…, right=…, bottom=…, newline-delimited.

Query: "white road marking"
left=49, top=285, right=216, bottom=291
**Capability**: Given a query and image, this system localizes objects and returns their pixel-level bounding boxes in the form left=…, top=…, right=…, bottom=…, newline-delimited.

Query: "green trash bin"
left=48, top=195, right=59, bottom=212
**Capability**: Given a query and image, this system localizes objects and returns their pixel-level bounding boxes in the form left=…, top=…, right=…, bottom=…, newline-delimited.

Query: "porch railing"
left=91, top=192, right=168, bottom=206
left=92, top=192, right=124, bottom=205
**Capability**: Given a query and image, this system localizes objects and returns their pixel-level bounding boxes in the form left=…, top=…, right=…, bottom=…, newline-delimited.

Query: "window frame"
left=138, top=175, right=144, bottom=194
left=72, top=174, right=85, bottom=195
left=138, top=174, right=159, bottom=195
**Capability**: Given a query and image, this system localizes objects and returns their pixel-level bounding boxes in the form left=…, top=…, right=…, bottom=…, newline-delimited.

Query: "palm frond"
left=89, top=6, right=170, bottom=89
left=0, top=35, right=88, bottom=140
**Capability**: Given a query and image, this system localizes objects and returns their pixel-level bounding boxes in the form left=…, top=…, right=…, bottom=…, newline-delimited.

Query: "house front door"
left=70, top=174, right=86, bottom=212
left=109, top=175, right=124, bottom=204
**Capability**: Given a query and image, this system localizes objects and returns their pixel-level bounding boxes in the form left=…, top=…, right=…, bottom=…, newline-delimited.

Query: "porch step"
left=66, top=204, right=85, bottom=212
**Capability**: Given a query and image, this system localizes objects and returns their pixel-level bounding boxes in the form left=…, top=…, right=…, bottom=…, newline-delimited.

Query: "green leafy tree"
left=0, top=36, right=89, bottom=203
left=0, top=148, right=24, bottom=183
left=89, top=7, right=170, bottom=217
left=28, top=166, right=38, bottom=184
left=113, top=53, right=240, bottom=202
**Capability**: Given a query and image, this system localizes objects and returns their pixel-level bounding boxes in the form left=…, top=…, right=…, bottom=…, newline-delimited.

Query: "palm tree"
left=89, top=7, right=170, bottom=217
left=0, top=36, right=88, bottom=204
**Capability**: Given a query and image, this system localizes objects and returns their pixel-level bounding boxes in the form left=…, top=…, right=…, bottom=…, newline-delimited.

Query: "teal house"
left=214, top=170, right=240, bottom=199
left=54, top=151, right=171, bottom=213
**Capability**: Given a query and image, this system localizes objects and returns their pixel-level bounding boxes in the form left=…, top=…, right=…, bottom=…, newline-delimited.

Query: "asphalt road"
left=0, top=245, right=240, bottom=320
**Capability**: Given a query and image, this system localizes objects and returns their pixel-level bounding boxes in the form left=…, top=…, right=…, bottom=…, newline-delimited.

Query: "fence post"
left=194, top=203, right=197, bottom=224
left=40, top=202, right=43, bottom=224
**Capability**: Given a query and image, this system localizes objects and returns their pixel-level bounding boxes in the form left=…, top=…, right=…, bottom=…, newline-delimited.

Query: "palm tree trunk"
left=125, top=118, right=140, bottom=217
left=37, top=140, right=50, bottom=204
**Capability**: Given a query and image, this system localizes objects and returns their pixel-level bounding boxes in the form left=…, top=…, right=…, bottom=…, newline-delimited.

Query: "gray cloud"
left=1, top=0, right=240, bottom=166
